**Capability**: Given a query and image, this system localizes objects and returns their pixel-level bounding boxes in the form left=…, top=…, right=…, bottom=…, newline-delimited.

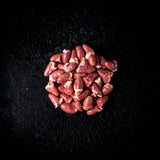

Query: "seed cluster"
left=44, top=44, right=118, bottom=115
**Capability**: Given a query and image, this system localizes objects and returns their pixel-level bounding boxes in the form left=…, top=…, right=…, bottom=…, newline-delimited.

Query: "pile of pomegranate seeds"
left=44, top=44, right=118, bottom=115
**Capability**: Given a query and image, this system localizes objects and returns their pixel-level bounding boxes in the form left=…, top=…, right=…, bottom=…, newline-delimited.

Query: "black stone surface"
left=0, top=1, right=157, bottom=160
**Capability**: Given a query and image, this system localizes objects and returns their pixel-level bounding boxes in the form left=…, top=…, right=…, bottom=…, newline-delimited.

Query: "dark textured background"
left=0, top=1, right=157, bottom=160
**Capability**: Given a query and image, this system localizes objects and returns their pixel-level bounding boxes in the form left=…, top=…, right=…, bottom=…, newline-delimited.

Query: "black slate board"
left=0, top=1, right=156, bottom=160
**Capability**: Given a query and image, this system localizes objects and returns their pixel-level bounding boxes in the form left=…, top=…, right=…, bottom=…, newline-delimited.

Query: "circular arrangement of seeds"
left=44, top=44, right=118, bottom=115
